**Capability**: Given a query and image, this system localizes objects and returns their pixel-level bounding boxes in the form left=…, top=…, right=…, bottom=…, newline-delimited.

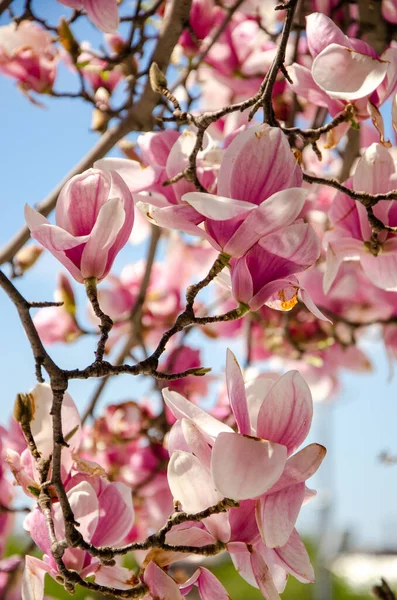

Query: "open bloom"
left=229, top=223, right=323, bottom=316
left=288, top=13, right=397, bottom=142
left=144, top=124, right=306, bottom=258
left=0, top=21, right=57, bottom=94
left=164, top=350, right=325, bottom=596
left=57, top=0, right=119, bottom=33
left=323, top=143, right=397, bottom=292
left=25, top=168, right=136, bottom=283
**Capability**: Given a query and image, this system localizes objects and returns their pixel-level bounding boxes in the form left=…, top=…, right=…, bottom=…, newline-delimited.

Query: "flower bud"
left=14, top=245, right=43, bottom=274
left=13, top=393, right=34, bottom=424
left=149, top=62, right=168, bottom=93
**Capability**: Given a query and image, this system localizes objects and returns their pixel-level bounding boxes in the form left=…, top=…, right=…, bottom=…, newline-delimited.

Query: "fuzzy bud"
left=149, top=62, right=168, bottom=93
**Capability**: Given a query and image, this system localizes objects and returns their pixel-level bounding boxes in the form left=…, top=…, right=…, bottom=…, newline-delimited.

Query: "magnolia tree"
left=0, top=0, right=397, bottom=598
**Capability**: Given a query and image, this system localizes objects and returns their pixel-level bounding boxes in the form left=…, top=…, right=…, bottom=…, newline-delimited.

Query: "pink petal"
left=168, top=450, right=223, bottom=513
left=256, top=371, right=313, bottom=455
left=229, top=499, right=261, bottom=543
left=29, top=383, right=81, bottom=459
left=95, top=564, right=137, bottom=590
left=143, top=561, right=183, bottom=600
left=245, top=375, right=281, bottom=435
left=163, top=388, right=233, bottom=443
left=91, top=480, right=134, bottom=547
left=83, top=0, right=119, bottom=33
left=250, top=549, right=281, bottom=600
left=22, top=555, right=53, bottom=600
left=269, top=444, right=327, bottom=494
left=138, top=130, right=180, bottom=167
left=305, top=13, right=348, bottom=57
left=353, top=143, right=396, bottom=195
left=323, top=238, right=363, bottom=293
left=361, top=249, right=397, bottom=291
left=256, top=482, right=306, bottom=548
left=56, top=169, right=111, bottom=235
left=211, top=433, right=287, bottom=500
left=226, top=349, right=251, bottom=435
left=259, top=223, right=320, bottom=266
left=312, top=44, right=389, bottom=101
left=183, top=192, right=256, bottom=220
left=54, top=481, right=99, bottom=544
left=80, top=197, right=125, bottom=280
left=287, top=63, right=343, bottom=111
left=94, top=158, right=157, bottom=193
left=224, top=188, right=308, bottom=257
left=299, top=288, right=332, bottom=322
left=218, top=125, right=302, bottom=203
left=274, top=529, right=315, bottom=583
left=181, top=419, right=212, bottom=468
left=197, top=567, right=231, bottom=600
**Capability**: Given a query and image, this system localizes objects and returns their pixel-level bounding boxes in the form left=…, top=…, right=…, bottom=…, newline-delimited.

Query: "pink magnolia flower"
left=164, top=350, right=324, bottom=595
left=0, top=21, right=57, bottom=95
left=166, top=349, right=325, bottom=521
left=229, top=223, right=323, bottom=317
left=159, top=346, right=210, bottom=403
left=288, top=13, right=397, bottom=142
left=383, top=0, right=397, bottom=23
left=178, top=0, right=223, bottom=56
left=144, top=124, right=306, bottom=258
left=57, top=0, right=119, bottom=33
left=323, top=143, right=397, bottom=292
left=25, top=167, right=137, bottom=283
left=23, top=475, right=134, bottom=598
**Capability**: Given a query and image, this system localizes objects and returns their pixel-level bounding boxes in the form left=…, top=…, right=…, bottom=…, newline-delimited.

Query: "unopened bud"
left=55, top=273, right=76, bottom=316
left=149, top=62, right=168, bottom=93
left=13, top=393, right=34, bottom=424
left=118, top=139, right=141, bottom=162
left=58, top=18, right=79, bottom=60
left=91, top=107, right=110, bottom=133
left=14, top=245, right=43, bottom=274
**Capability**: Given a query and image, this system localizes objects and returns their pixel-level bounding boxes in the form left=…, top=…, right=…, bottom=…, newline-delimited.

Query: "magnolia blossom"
left=144, top=124, right=306, bottom=258
left=164, top=350, right=326, bottom=596
left=288, top=13, right=397, bottom=142
left=0, top=21, right=57, bottom=94
left=34, top=273, right=80, bottom=344
left=323, top=143, right=397, bottom=292
left=57, top=0, right=119, bottom=33
left=25, top=167, right=138, bottom=283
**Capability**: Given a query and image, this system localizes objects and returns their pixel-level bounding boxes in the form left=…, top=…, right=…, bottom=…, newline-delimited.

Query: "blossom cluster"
left=1, top=0, right=397, bottom=599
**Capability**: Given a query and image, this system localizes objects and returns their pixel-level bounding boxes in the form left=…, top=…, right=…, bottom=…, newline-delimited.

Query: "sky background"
left=1, top=0, right=397, bottom=561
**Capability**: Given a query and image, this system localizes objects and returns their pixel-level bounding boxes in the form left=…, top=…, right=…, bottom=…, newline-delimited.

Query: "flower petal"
left=211, top=433, right=287, bottom=500
left=312, top=44, right=389, bottom=100
left=256, top=482, right=306, bottom=548
left=256, top=371, right=313, bottom=455
left=226, top=349, right=251, bottom=435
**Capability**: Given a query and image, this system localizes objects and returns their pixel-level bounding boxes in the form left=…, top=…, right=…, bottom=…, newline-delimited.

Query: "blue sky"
left=1, top=0, right=397, bottom=557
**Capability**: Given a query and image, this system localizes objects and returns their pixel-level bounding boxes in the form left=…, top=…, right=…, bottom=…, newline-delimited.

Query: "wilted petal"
left=95, top=564, right=138, bottom=590
left=256, top=482, right=305, bottom=548
left=250, top=549, right=281, bottom=600
left=143, top=561, right=183, bottom=600
left=211, top=433, right=287, bottom=500
left=226, top=349, right=251, bottom=435
left=312, top=44, right=389, bottom=100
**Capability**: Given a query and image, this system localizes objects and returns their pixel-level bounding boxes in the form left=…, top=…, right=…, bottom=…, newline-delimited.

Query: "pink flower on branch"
left=24, top=167, right=141, bottom=283
left=144, top=124, right=307, bottom=258
left=288, top=13, right=397, bottom=143
left=0, top=21, right=57, bottom=96
left=58, top=0, right=119, bottom=34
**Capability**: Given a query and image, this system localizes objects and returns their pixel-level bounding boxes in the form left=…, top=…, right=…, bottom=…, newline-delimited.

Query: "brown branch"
left=85, top=277, right=113, bottom=363
left=373, top=579, right=396, bottom=600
